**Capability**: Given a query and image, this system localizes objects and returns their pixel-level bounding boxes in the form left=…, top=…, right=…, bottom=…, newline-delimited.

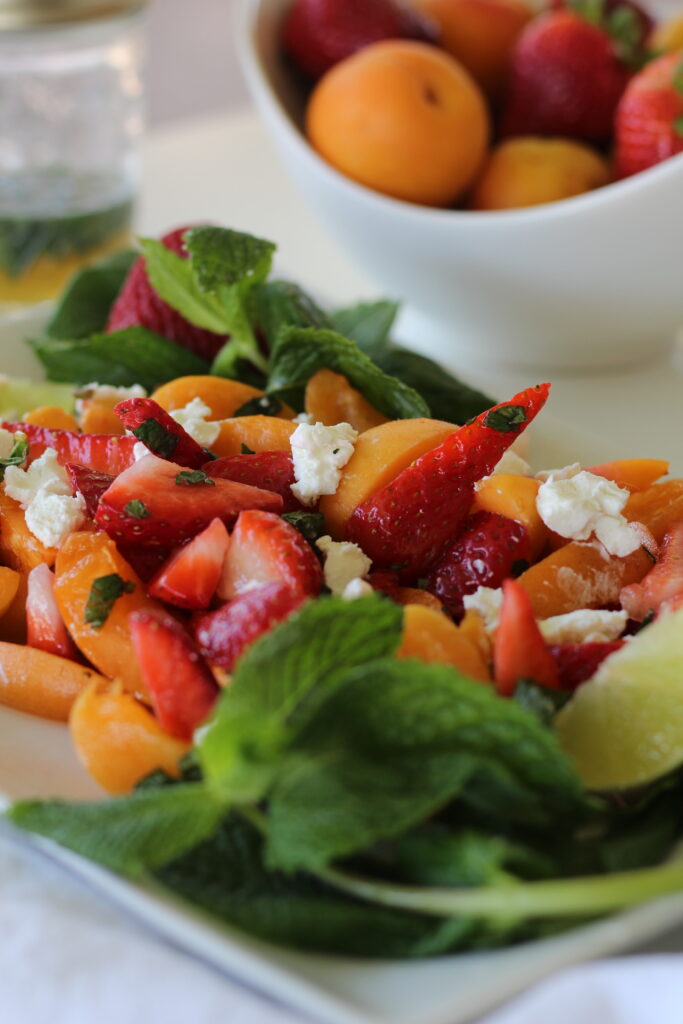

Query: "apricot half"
left=397, top=604, right=490, bottom=681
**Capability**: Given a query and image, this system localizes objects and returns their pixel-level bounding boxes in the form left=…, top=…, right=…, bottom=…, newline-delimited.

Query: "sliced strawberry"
left=96, top=453, right=283, bottom=548
left=115, top=397, right=209, bottom=468
left=620, top=522, right=683, bottom=621
left=26, top=563, right=80, bottom=660
left=494, top=579, right=559, bottom=696
left=550, top=640, right=624, bottom=690
left=366, top=570, right=402, bottom=601
left=204, top=452, right=305, bottom=513
left=427, top=512, right=531, bottom=619
left=218, top=509, right=323, bottom=600
left=118, top=544, right=172, bottom=583
left=130, top=609, right=219, bottom=741
left=347, top=384, right=550, bottom=580
left=194, top=583, right=307, bottom=671
left=3, top=422, right=135, bottom=475
left=148, top=518, right=230, bottom=610
left=66, top=464, right=114, bottom=518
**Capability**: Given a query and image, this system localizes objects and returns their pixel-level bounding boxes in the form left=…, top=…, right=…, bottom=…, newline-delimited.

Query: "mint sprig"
left=84, top=573, right=135, bottom=629
left=0, top=434, right=29, bottom=481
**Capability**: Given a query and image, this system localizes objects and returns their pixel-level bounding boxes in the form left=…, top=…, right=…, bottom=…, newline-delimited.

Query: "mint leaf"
left=233, top=394, right=282, bottom=417
left=0, top=433, right=29, bottom=481
left=133, top=418, right=179, bottom=459
left=674, top=114, right=683, bottom=139
left=514, top=681, right=571, bottom=727
left=122, top=499, right=150, bottom=519
left=331, top=300, right=399, bottom=359
left=8, top=783, right=226, bottom=876
left=46, top=249, right=138, bottom=340
left=84, top=573, right=135, bottom=629
left=371, top=347, right=493, bottom=423
left=175, top=469, right=215, bottom=487
left=484, top=405, right=528, bottom=432
left=184, top=226, right=275, bottom=292
left=241, top=443, right=255, bottom=455
left=255, top=280, right=330, bottom=349
left=139, top=238, right=228, bottom=334
left=281, top=511, right=326, bottom=543
left=30, top=327, right=209, bottom=390
left=268, top=327, right=429, bottom=418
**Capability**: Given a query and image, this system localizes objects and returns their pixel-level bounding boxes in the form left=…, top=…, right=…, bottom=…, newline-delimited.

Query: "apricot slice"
left=320, top=418, right=456, bottom=539
left=459, top=608, right=492, bottom=664
left=79, top=399, right=126, bottom=435
left=397, top=587, right=444, bottom=612
left=211, top=416, right=297, bottom=458
left=0, top=490, right=57, bottom=572
left=70, top=680, right=189, bottom=794
left=0, top=565, right=20, bottom=619
left=588, top=459, right=669, bottom=493
left=23, top=406, right=80, bottom=432
left=625, top=481, right=683, bottom=543
left=151, top=375, right=294, bottom=421
left=0, top=642, right=107, bottom=721
left=54, top=531, right=163, bottom=699
left=0, top=570, right=27, bottom=643
left=305, top=369, right=388, bottom=433
left=518, top=543, right=652, bottom=619
left=474, top=474, right=548, bottom=558
left=397, top=604, right=489, bottom=681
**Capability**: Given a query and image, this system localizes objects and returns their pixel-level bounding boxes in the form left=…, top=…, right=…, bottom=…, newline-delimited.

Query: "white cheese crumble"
left=290, top=421, right=358, bottom=506
left=0, top=427, right=22, bottom=462
left=538, top=609, right=628, bottom=645
left=293, top=412, right=313, bottom=425
left=316, top=535, right=372, bottom=596
left=4, top=448, right=85, bottom=547
left=463, top=586, right=504, bottom=632
left=342, top=577, right=375, bottom=601
left=133, top=441, right=149, bottom=462
left=536, top=469, right=641, bottom=557
left=170, top=398, right=220, bottom=448
left=75, top=382, right=146, bottom=415
left=490, top=449, right=532, bottom=477
left=535, top=462, right=582, bottom=484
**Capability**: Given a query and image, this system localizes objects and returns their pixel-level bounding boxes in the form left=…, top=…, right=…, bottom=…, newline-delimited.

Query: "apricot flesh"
left=151, top=376, right=294, bottom=421
left=212, top=416, right=297, bottom=458
left=474, top=474, right=548, bottom=558
left=397, top=604, right=490, bottom=681
left=305, top=369, right=388, bottom=433
left=307, top=40, right=489, bottom=207
left=320, top=417, right=457, bottom=539
left=0, top=642, right=107, bottom=721
left=0, top=490, right=57, bottom=573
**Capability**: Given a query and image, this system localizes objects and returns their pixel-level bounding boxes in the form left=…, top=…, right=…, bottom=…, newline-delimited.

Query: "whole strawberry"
left=283, top=0, right=439, bottom=80
left=615, top=53, right=683, bottom=178
left=106, top=226, right=228, bottom=362
left=501, top=9, right=633, bottom=142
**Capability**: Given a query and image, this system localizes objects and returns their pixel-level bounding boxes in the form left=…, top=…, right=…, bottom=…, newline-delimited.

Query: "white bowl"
left=237, top=0, right=683, bottom=371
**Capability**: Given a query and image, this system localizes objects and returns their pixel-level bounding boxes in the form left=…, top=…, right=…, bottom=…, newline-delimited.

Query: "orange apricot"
left=588, top=459, right=669, bottom=493
left=0, top=572, right=28, bottom=643
left=320, top=418, right=457, bottom=538
left=211, top=416, right=297, bottom=458
left=0, top=490, right=57, bottom=572
left=70, top=680, right=189, bottom=794
left=23, top=406, right=80, bottom=431
left=625, top=480, right=683, bottom=544
left=397, top=604, right=490, bottom=681
left=470, top=138, right=610, bottom=211
left=79, top=399, right=126, bottom=435
left=650, top=13, right=683, bottom=53
left=459, top=608, right=492, bottom=664
left=397, top=587, right=444, bottom=612
left=0, top=642, right=107, bottom=721
left=0, top=566, right=21, bottom=620
left=415, top=0, right=533, bottom=99
left=473, top=473, right=548, bottom=558
left=151, top=375, right=294, bottom=421
left=305, top=369, right=388, bottom=433
left=307, top=40, right=489, bottom=207
left=54, top=531, right=163, bottom=700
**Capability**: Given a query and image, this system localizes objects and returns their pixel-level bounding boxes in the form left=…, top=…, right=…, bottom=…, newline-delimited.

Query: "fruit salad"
left=6, top=224, right=683, bottom=959
left=283, top=0, right=683, bottom=209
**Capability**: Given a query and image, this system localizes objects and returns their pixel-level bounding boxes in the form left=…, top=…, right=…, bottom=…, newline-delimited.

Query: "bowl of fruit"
left=238, top=0, right=683, bottom=370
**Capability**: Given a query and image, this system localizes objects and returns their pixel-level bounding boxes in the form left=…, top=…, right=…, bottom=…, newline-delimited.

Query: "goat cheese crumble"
left=290, top=421, right=358, bottom=506
left=170, top=398, right=220, bottom=448
left=536, top=467, right=641, bottom=557
left=4, top=448, right=85, bottom=547
left=316, top=535, right=372, bottom=596
left=0, top=427, right=20, bottom=461
left=342, top=577, right=375, bottom=601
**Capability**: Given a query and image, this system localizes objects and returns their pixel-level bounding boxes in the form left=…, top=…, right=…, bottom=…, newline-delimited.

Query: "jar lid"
left=0, top=0, right=146, bottom=31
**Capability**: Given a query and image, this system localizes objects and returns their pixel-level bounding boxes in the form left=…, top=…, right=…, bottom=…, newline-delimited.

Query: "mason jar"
left=0, top=0, right=146, bottom=317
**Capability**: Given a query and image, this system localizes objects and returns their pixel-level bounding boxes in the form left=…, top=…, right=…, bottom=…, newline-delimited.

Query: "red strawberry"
left=218, top=509, right=323, bottom=600
left=346, top=383, right=549, bottom=580
left=3, top=422, right=136, bottom=476
left=427, top=511, right=531, bottom=619
left=66, top=464, right=114, bottom=518
left=283, top=0, right=438, bottom=79
left=26, top=563, right=80, bottom=661
left=205, top=452, right=305, bottom=513
left=549, top=640, right=624, bottom=689
left=366, top=570, right=402, bottom=601
left=551, top=0, right=653, bottom=55
left=620, top=522, right=683, bottom=621
left=96, top=453, right=283, bottom=548
left=115, top=397, right=209, bottom=468
left=194, top=583, right=308, bottom=671
left=501, top=10, right=632, bottom=142
left=494, top=579, right=559, bottom=696
left=130, top=609, right=219, bottom=741
left=148, top=518, right=230, bottom=610
left=106, top=226, right=228, bottom=362
left=615, top=53, right=683, bottom=178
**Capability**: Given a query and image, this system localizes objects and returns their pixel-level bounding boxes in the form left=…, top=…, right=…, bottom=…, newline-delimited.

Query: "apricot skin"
left=397, top=604, right=490, bottom=681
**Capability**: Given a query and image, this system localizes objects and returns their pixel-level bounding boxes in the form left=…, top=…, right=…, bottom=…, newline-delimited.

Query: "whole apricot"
left=415, top=0, right=533, bottom=99
left=306, top=40, right=490, bottom=206
left=650, top=13, right=683, bottom=53
left=469, top=137, right=610, bottom=210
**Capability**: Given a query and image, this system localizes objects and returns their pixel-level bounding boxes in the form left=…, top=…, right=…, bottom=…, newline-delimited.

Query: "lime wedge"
left=555, top=607, right=683, bottom=790
left=0, top=377, right=74, bottom=420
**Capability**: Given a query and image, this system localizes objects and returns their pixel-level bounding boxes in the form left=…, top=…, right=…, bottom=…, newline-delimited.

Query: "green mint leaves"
left=84, top=573, right=136, bottom=629
left=45, top=249, right=138, bottom=341
left=175, top=469, right=215, bottom=487
left=484, top=404, right=528, bottom=433
left=132, top=418, right=179, bottom=459
left=0, top=433, right=29, bottom=481
left=233, top=394, right=282, bottom=417
left=123, top=499, right=150, bottom=519
left=281, top=511, right=326, bottom=543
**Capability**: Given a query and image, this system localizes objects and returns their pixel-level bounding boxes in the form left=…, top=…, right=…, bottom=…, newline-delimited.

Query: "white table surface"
left=139, top=109, right=683, bottom=475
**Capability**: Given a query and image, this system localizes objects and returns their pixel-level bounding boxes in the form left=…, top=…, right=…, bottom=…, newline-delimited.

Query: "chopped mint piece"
left=133, top=418, right=179, bottom=459
left=484, top=405, right=528, bottom=433
left=281, top=511, right=326, bottom=543
left=175, top=469, right=215, bottom=487
left=241, top=443, right=255, bottom=455
left=233, top=394, right=282, bottom=417
left=84, top=573, right=135, bottom=629
left=123, top=499, right=150, bottom=519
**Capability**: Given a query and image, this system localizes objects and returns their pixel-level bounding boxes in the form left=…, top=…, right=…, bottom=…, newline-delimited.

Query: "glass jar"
left=0, top=0, right=146, bottom=317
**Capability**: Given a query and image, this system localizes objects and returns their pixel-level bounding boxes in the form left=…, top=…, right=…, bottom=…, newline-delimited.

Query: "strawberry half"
left=218, top=509, right=323, bottom=600
left=194, top=583, right=308, bottom=672
left=427, top=511, right=532, bottom=619
left=346, top=383, right=549, bottom=580
left=3, top=422, right=135, bottom=476
left=205, top=452, right=305, bottom=513
left=26, top=563, right=79, bottom=660
left=620, top=522, right=683, bottom=621
left=115, top=397, right=209, bottom=469
left=494, top=579, right=560, bottom=696
left=130, top=608, right=219, bottom=741
left=550, top=640, right=624, bottom=689
left=66, top=464, right=114, bottom=518
left=615, top=52, right=683, bottom=178
left=148, top=518, right=230, bottom=610
left=96, top=453, right=283, bottom=548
